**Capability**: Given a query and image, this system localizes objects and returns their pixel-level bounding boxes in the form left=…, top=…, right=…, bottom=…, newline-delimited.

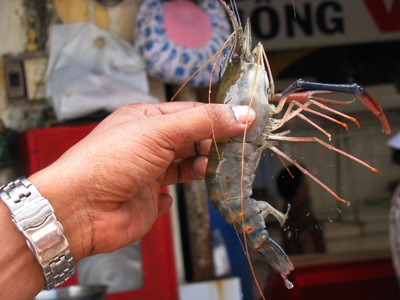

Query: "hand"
left=29, top=102, right=255, bottom=261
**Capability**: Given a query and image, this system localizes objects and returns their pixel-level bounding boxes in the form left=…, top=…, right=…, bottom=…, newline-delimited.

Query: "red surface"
left=18, top=123, right=98, bottom=175
left=269, top=257, right=400, bottom=300
left=106, top=207, right=178, bottom=300
left=19, top=124, right=178, bottom=300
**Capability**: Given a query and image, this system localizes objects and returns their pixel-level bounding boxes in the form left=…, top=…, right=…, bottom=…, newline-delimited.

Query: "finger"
left=175, top=140, right=212, bottom=160
left=125, top=102, right=205, bottom=119
left=126, top=102, right=207, bottom=119
left=153, top=101, right=205, bottom=115
left=157, top=193, right=173, bottom=217
left=95, top=102, right=206, bottom=131
left=161, top=156, right=208, bottom=186
left=150, top=104, right=256, bottom=151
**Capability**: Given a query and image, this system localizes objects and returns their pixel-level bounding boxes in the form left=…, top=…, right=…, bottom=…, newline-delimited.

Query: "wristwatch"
left=0, top=177, right=75, bottom=290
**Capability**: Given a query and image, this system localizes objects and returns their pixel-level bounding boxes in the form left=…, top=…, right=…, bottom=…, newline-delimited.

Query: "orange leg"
left=269, top=135, right=381, bottom=175
left=270, top=145, right=351, bottom=205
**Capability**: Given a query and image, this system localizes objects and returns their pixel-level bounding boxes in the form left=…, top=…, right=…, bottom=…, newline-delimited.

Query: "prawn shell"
left=206, top=143, right=260, bottom=205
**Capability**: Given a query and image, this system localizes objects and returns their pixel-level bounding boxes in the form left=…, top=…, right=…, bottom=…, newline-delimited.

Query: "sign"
left=235, top=0, right=400, bottom=51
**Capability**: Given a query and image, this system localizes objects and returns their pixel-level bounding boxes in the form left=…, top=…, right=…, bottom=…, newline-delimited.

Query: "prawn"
left=205, top=0, right=391, bottom=291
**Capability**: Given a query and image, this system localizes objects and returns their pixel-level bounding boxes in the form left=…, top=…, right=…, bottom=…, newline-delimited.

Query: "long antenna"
left=230, top=0, right=242, bottom=28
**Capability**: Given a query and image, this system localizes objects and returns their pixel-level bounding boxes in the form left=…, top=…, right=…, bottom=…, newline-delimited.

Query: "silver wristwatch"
left=0, top=177, right=75, bottom=290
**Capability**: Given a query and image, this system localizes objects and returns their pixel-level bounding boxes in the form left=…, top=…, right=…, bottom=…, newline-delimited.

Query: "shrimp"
left=205, top=0, right=391, bottom=291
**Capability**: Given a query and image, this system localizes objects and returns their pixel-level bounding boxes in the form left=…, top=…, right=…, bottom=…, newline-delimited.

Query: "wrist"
left=28, top=170, right=92, bottom=262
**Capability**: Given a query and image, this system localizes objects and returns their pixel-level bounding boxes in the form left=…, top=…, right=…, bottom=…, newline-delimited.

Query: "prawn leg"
left=283, top=99, right=360, bottom=129
left=275, top=79, right=391, bottom=134
left=277, top=100, right=356, bottom=138
left=269, top=135, right=381, bottom=174
left=269, top=145, right=350, bottom=205
left=273, top=90, right=355, bottom=106
left=273, top=96, right=365, bottom=139
left=258, top=201, right=290, bottom=227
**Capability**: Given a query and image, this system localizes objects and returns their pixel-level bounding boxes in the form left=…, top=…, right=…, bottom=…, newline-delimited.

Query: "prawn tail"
left=249, top=230, right=295, bottom=289
left=206, top=145, right=295, bottom=292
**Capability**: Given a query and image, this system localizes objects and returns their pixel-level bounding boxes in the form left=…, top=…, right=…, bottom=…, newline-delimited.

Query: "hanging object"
left=46, top=23, right=157, bottom=122
left=134, top=0, right=231, bottom=87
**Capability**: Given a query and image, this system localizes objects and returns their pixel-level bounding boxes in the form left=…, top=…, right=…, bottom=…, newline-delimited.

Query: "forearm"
left=0, top=169, right=90, bottom=300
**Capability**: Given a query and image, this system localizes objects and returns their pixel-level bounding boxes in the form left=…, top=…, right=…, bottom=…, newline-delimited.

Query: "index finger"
left=148, top=104, right=256, bottom=150
left=155, top=101, right=206, bottom=115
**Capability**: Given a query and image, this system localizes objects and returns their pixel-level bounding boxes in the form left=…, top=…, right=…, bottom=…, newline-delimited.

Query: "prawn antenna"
left=292, top=0, right=297, bottom=18
left=169, top=40, right=233, bottom=102
left=230, top=0, right=242, bottom=28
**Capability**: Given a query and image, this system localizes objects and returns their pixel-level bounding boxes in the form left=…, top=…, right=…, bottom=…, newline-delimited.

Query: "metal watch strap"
left=0, top=177, right=75, bottom=290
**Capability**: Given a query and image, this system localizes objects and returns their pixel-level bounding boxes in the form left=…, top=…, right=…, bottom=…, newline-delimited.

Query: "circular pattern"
left=134, top=0, right=231, bottom=87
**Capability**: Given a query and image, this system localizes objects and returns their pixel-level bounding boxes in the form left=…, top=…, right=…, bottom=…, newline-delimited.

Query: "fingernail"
left=232, top=105, right=256, bottom=124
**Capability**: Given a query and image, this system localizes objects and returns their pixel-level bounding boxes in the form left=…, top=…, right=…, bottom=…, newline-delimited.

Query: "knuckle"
left=114, top=103, right=139, bottom=116
left=125, top=103, right=147, bottom=115
left=204, top=104, right=230, bottom=125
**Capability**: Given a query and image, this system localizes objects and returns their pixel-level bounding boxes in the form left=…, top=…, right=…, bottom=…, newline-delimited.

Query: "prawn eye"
left=232, top=53, right=239, bottom=61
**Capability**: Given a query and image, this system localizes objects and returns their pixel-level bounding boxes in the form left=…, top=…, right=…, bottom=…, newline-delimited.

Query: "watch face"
left=77, top=241, right=143, bottom=293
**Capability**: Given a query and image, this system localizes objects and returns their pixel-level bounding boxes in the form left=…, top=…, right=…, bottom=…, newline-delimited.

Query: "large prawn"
left=205, top=0, right=391, bottom=291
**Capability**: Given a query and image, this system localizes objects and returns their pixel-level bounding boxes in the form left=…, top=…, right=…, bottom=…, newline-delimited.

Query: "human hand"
left=29, top=102, right=255, bottom=261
